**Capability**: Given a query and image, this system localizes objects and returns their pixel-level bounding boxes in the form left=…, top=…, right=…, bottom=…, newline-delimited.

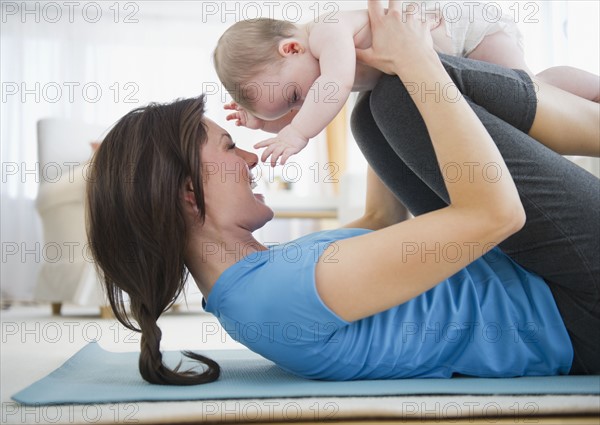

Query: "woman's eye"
left=228, top=143, right=236, bottom=150
left=293, top=92, right=299, bottom=103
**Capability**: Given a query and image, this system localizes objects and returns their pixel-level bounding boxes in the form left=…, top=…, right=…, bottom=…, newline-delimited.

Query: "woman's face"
left=201, top=118, right=274, bottom=231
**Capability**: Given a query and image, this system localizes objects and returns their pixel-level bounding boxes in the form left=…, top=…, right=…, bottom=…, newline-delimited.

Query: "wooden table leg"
left=100, top=306, right=114, bottom=319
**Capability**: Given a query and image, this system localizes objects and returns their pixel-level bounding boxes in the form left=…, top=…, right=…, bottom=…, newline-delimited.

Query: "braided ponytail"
left=136, top=304, right=219, bottom=385
left=87, top=95, right=220, bottom=385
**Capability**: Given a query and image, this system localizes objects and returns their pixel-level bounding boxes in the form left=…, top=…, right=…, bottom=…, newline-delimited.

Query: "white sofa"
left=34, top=118, right=110, bottom=317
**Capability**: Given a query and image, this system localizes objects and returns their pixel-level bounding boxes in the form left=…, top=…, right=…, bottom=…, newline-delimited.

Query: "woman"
left=87, top=0, right=599, bottom=385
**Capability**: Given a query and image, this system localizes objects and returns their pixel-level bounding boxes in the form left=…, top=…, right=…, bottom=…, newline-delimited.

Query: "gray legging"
left=351, top=54, right=600, bottom=374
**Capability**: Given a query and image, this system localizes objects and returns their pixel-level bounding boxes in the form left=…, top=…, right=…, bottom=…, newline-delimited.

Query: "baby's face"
left=249, top=53, right=320, bottom=121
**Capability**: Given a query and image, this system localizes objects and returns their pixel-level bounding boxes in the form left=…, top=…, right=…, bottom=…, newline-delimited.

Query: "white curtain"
left=0, top=1, right=330, bottom=300
left=1, top=1, right=598, bottom=300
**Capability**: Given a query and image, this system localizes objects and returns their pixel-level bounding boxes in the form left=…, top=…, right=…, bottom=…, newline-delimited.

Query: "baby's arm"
left=256, top=22, right=357, bottom=166
left=293, top=24, right=357, bottom=139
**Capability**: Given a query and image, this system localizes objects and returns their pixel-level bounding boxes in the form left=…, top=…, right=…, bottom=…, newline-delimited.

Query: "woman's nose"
left=236, top=148, right=258, bottom=169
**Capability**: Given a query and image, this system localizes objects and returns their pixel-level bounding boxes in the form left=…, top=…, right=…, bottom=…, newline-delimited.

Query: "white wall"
left=1, top=1, right=598, bottom=300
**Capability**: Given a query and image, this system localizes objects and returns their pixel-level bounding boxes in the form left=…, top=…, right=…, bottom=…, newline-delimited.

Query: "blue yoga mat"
left=13, top=342, right=600, bottom=405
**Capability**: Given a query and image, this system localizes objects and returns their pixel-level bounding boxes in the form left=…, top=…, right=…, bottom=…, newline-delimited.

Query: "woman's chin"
left=251, top=193, right=274, bottom=224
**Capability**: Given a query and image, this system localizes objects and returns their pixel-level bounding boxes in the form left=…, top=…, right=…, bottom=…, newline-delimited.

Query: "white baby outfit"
left=424, top=1, right=524, bottom=57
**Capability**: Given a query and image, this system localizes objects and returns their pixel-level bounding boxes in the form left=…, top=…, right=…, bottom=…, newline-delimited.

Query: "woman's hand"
left=224, top=101, right=265, bottom=130
left=356, top=0, right=437, bottom=76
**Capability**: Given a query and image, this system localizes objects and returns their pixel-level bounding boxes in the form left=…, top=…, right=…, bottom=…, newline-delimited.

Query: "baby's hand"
left=224, top=101, right=265, bottom=130
left=254, top=125, right=309, bottom=167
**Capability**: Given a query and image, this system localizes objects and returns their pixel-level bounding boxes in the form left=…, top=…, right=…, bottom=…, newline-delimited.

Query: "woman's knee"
left=369, top=74, right=414, bottom=122
left=368, top=74, right=431, bottom=158
left=350, top=91, right=371, bottom=140
left=350, top=91, right=389, bottom=154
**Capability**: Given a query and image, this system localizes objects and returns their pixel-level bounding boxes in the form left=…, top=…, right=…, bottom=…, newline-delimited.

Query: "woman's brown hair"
left=86, top=95, right=220, bottom=385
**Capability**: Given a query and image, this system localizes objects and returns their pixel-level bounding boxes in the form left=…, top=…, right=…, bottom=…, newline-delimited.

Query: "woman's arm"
left=315, top=0, right=525, bottom=322
left=343, top=166, right=409, bottom=230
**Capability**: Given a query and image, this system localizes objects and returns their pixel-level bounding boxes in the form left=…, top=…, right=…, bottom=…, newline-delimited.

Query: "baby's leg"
left=469, top=31, right=600, bottom=103
left=466, top=32, right=599, bottom=157
left=529, top=79, right=600, bottom=157
left=536, top=66, right=600, bottom=103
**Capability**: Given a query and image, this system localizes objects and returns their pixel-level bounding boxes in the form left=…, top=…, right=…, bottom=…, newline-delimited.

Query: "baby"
left=213, top=2, right=600, bottom=166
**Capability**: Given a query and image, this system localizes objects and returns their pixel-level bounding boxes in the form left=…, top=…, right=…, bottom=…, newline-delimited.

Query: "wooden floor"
left=150, top=417, right=600, bottom=425
left=3, top=304, right=598, bottom=425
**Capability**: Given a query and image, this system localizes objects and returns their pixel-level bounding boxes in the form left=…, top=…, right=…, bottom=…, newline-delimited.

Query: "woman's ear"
left=278, top=39, right=305, bottom=56
left=181, top=179, right=199, bottom=213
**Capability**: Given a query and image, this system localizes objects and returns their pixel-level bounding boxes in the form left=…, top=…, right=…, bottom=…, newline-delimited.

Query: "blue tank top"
left=204, top=228, right=573, bottom=379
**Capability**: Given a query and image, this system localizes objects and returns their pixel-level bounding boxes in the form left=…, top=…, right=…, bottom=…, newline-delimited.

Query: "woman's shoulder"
left=206, top=228, right=371, bottom=312
left=289, top=227, right=372, bottom=246
left=254, top=228, right=372, bottom=275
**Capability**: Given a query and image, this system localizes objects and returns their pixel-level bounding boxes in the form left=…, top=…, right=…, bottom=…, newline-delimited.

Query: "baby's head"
left=214, top=18, right=297, bottom=112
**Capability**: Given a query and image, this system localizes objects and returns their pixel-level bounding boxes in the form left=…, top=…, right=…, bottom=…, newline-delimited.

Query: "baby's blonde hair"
left=213, top=18, right=296, bottom=111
